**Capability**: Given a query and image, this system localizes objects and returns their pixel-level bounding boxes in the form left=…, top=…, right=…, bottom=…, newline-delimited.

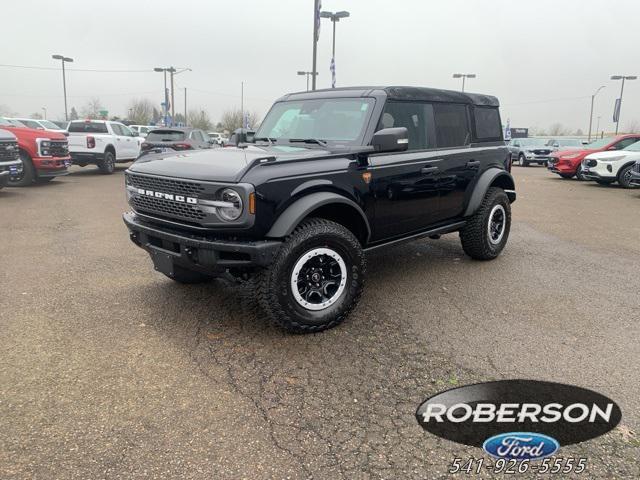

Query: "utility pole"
left=588, top=86, right=605, bottom=142
left=169, top=67, right=176, bottom=123
left=183, top=87, right=187, bottom=126
left=241, top=81, right=244, bottom=128
left=312, top=0, right=320, bottom=90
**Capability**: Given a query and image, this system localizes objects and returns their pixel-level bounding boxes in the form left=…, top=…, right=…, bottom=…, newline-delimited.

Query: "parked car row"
left=547, top=134, right=640, bottom=188
left=0, top=118, right=222, bottom=188
left=507, top=137, right=584, bottom=167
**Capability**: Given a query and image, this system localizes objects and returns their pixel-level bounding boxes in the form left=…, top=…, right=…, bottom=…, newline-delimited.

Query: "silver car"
left=507, top=138, right=552, bottom=167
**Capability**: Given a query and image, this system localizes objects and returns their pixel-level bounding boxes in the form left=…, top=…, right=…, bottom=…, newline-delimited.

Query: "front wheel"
left=618, top=165, right=639, bottom=189
left=518, top=154, right=528, bottom=167
left=575, top=164, right=587, bottom=181
left=8, top=151, right=35, bottom=187
left=258, top=218, right=365, bottom=333
left=459, top=187, right=511, bottom=260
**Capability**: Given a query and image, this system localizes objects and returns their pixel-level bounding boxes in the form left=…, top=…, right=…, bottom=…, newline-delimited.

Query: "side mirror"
left=371, top=127, right=409, bottom=152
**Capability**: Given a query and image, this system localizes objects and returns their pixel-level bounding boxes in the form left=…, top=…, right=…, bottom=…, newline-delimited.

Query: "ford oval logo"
left=482, top=432, right=559, bottom=460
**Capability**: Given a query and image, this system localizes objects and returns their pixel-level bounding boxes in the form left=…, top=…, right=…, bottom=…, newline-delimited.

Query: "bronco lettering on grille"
left=136, top=188, right=198, bottom=204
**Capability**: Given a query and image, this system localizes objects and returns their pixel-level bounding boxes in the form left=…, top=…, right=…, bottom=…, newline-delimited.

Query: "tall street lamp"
left=52, top=54, right=73, bottom=121
left=320, top=10, right=350, bottom=88
left=588, top=85, right=605, bottom=142
left=452, top=73, right=476, bottom=92
left=611, top=75, right=637, bottom=134
left=154, top=67, right=169, bottom=125
left=311, top=0, right=321, bottom=90
left=41, top=107, right=47, bottom=119
left=297, top=71, right=318, bottom=91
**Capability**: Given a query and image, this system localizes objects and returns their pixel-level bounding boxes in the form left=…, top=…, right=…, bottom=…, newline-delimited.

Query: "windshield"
left=623, top=141, right=640, bottom=152
left=18, top=119, right=44, bottom=129
left=39, top=120, right=63, bottom=130
left=256, top=98, right=375, bottom=145
left=146, top=130, right=186, bottom=141
left=0, top=118, right=15, bottom=127
left=586, top=137, right=615, bottom=149
left=516, top=138, right=548, bottom=147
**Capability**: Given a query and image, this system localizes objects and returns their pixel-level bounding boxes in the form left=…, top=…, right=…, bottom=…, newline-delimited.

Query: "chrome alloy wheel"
left=290, top=247, right=347, bottom=311
left=488, top=204, right=506, bottom=245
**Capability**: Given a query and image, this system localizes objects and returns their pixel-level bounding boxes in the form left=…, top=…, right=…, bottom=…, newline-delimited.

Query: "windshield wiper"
left=254, top=137, right=277, bottom=145
left=289, top=138, right=328, bottom=148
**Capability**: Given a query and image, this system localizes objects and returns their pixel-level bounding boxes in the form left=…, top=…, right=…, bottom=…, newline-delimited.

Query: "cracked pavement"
left=1, top=165, right=639, bottom=479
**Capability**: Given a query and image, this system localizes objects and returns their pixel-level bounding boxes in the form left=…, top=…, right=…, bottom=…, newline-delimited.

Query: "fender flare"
left=463, top=168, right=516, bottom=217
left=266, top=191, right=371, bottom=240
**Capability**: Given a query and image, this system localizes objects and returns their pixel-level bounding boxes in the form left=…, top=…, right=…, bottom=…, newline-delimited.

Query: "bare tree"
left=548, top=123, right=569, bottom=136
left=624, top=120, right=640, bottom=134
left=80, top=98, right=105, bottom=119
left=128, top=98, right=154, bottom=125
left=31, top=112, right=43, bottom=120
left=69, top=107, right=79, bottom=121
left=219, top=108, right=260, bottom=132
left=187, top=110, right=213, bottom=131
left=574, top=128, right=584, bottom=136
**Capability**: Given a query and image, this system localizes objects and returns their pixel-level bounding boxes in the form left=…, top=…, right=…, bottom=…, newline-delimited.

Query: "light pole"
left=311, top=0, right=321, bottom=90
left=154, top=67, right=191, bottom=126
left=183, top=87, right=187, bottom=126
left=154, top=67, right=169, bottom=125
left=452, top=73, right=476, bottom=92
left=611, top=75, right=637, bottom=134
left=588, top=85, right=605, bottom=142
left=596, top=116, right=602, bottom=139
left=52, top=54, right=73, bottom=121
left=297, top=71, right=318, bottom=91
left=41, top=107, right=47, bottom=119
left=320, top=10, right=350, bottom=88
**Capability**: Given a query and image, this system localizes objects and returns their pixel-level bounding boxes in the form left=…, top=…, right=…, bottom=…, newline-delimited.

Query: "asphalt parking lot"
left=1, top=165, right=639, bottom=479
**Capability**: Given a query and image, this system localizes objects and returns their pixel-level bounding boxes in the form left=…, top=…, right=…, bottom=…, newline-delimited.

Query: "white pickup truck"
left=67, top=120, right=143, bottom=174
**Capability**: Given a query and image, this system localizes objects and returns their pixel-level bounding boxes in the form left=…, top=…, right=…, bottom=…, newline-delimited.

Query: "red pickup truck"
left=0, top=118, right=70, bottom=186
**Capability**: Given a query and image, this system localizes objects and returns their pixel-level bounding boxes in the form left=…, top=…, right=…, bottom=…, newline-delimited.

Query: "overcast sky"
left=2, top=0, right=638, bottom=133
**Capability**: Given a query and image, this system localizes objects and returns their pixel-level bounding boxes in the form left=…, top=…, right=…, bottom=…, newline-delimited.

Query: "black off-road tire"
left=98, top=151, right=116, bottom=174
left=9, top=151, right=35, bottom=187
left=257, top=218, right=365, bottom=334
left=459, top=187, right=511, bottom=261
left=618, top=164, right=638, bottom=189
left=163, top=265, right=213, bottom=284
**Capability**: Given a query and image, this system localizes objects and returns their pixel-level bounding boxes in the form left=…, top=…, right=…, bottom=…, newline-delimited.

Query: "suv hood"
left=129, top=144, right=331, bottom=183
left=586, top=150, right=639, bottom=161
left=554, top=148, right=594, bottom=158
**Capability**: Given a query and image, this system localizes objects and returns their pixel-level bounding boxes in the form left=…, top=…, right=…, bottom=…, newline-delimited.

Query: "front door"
left=368, top=101, right=441, bottom=240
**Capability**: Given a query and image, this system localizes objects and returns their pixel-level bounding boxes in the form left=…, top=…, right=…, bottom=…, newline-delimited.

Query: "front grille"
left=586, top=159, right=597, bottom=167
left=50, top=140, right=69, bottom=158
left=0, top=141, right=19, bottom=162
left=532, top=149, right=551, bottom=155
left=633, top=162, right=640, bottom=174
left=131, top=195, right=206, bottom=220
left=126, top=172, right=204, bottom=196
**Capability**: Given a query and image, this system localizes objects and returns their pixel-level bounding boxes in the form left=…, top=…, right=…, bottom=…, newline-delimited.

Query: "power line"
left=0, top=63, right=153, bottom=73
left=0, top=91, right=158, bottom=98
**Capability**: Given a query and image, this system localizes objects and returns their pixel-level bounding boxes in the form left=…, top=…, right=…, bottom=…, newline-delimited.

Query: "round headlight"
left=217, top=188, right=243, bottom=221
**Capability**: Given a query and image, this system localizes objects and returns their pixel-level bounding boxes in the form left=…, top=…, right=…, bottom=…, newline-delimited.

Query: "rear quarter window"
left=473, top=107, right=503, bottom=141
left=68, top=122, right=109, bottom=134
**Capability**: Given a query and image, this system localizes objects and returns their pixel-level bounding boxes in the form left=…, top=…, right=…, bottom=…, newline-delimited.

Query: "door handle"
left=421, top=166, right=439, bottom=174
left=467, top=160, right=480, bottom=167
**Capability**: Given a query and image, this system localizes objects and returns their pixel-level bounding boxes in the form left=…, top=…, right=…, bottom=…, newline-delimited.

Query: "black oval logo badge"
left=416, top=380, right=621, bottom=448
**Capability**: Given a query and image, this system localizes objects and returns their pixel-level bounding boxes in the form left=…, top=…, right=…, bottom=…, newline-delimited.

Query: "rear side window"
left=433, top=104, right=471, bottom=148
left=68, top=122, right=109, bottom=134
left=146, top=130, right=186, bottom=141
left=474, top=107, right=502, bottom=140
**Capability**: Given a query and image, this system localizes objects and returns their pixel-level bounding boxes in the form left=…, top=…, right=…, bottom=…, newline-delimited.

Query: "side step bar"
left=364, top=221, right=466, bottom=252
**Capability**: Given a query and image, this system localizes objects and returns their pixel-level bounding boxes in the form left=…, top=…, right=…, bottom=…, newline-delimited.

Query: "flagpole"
left=312, top=0, right=320, bottom=90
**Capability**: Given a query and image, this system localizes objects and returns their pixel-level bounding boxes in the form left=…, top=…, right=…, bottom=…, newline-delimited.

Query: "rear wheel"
left=258, top=218, right=365, bottom=333
left=618, top=164, right=638, bottom=189
left=460, top=187, right=511, bottom=260
left=8, top=151, right=35, bottom=187
left=98, top=151, right=115, bottom=174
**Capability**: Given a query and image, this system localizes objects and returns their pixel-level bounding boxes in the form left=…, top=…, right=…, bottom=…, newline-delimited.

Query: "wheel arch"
left=104, top=144, right=116, bottom=156
left=266, top=192, right=371, bottom=245
left=616, top=160, right=637, bottom=181
left=463, top=168, right=516, bottom=217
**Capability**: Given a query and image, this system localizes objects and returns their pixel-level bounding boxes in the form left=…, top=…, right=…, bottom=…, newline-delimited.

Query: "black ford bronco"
left=123, top=86, right=515, bottom=333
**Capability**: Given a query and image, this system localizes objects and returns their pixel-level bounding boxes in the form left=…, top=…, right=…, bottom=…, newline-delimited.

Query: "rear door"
left=437, top=104, right=503, bottom=220
left=369, top=101, right=442, bottom=240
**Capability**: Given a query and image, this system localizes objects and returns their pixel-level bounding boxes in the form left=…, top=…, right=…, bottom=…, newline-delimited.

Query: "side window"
left=432, top=103, right=471, bottom=148
left=191, top=130, right=204, bottom=142
left=473, top=107, right=502, bottom=141
left=110, top=123, right=123, bottom=136
left=614, top=138, right=639, bottom=150
left=120, top=125, right=135, bottom=137
left=377, top=101, right=434, bottom=150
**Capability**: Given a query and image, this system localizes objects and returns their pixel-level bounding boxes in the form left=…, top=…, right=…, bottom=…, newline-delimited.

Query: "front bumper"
left=0, top=160, right=22, bottom=186
left=33, top=155, right=71, bottom=174
left=123, top=211, right=282, bottom=275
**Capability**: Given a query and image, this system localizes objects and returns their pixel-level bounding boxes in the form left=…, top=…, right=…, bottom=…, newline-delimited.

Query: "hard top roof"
left=278, top=86, right=499, bottom=107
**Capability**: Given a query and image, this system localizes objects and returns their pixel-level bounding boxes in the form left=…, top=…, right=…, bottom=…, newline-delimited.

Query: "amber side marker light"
left=249, top=192, right=256, bottom=214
